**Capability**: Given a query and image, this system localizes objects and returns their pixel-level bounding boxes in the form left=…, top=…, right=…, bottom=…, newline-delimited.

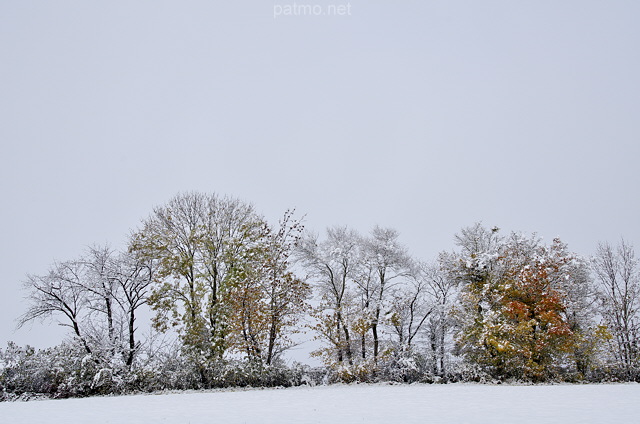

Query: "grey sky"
left=2, top=1, right=639, bottom=359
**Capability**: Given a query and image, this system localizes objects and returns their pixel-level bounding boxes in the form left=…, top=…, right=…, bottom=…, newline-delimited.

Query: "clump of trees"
left=448, top=225, right=597, bottom=381
left=17, top=244, right=154, bottom=370
left=2, top=192, right=640, bottom=401
left=296, top=223, right=640, bottom=384
left=296, top=225, right=449, bottom=382
left=2, top=193, right=311, bottom=399
left=130, top=193, right=309, bottom=384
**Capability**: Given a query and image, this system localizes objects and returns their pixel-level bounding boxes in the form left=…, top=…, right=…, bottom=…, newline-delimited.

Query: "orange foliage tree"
left=454, top=228, right=593, bottom=381
left=495, top=239, right=576, bottom=380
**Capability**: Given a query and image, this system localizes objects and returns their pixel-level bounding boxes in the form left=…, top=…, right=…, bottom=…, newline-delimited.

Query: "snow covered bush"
left=0, top=340, right=312, bottom=400
left=376, top=347, right=431, bottom=383
left=0, top=341, right=92, bottom=399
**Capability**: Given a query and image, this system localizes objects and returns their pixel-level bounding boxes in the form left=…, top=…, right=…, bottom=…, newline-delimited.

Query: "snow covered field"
left=1, top=383, right=638, bottom=424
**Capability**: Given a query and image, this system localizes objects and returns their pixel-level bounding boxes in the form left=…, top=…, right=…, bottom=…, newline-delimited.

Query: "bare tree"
left=352, top=253, right=375, bottom=360
left=423, top=259, right=457, bottom=376
left=19, top=246, right=154, bottom=368
left=361, top=226, right=412, bottom=360
left=18, top=260, right=93, bottom=356
left=386, top=259, right=457, bottom=377
left=387, top=266, right=433, bottom=348
left=81, top=245, right=120, bottom=354
left=112, top=249, right=155, bottom=367
left=297, top=226, right=360, bottom=365
left=593, top=240, right=640, bottom=377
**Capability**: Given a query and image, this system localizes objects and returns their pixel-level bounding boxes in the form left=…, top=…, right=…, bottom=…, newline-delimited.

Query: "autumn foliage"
left=454, top=231, right=591, bottom=381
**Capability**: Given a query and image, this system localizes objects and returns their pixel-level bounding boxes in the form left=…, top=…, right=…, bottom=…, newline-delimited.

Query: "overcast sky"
left=2, top=1, right=639, bottom=361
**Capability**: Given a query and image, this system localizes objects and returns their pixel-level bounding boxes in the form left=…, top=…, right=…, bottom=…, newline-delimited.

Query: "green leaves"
left=130, top=193, right=309, bottom=369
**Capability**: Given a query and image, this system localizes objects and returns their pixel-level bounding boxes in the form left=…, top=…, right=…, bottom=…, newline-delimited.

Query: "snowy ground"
left=1, top=383, right=638, bottom=424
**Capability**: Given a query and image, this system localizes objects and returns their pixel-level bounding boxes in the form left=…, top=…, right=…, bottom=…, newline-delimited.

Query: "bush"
left=1, top=340, right=313, bottom=401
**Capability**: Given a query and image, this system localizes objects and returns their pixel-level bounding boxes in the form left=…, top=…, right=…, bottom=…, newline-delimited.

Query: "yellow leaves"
left=456, top=231, right=588, bottom=380
left=129, top=193, right=309, bottom=363
left=594, top=324, right=613, bottom=342
left=486, top=335, right=510, bottom=353
left=352, top=316, right=371, bottom=335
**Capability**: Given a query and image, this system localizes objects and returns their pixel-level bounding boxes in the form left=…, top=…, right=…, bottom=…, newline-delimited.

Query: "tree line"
left=2, top=192, right=639, bottom=399
left=296, top=223, right=639, bottom=383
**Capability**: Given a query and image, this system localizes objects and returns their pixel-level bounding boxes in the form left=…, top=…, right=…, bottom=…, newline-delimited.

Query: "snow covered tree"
left=77, top=245, right=126, bottom=361
left=446, top=224, right=503, bottom=378
left=297, top=226, right=361, bottom=366
left=19, top=260, right=94, bottom=356
left=421, top=259, right=457, bottom=377
left=494, top=237, right=577, bottom=380
left=228, top=211, right=310, bottom=365
left=387, top=268, right=433, bottom=351
left=109, top=248, right=155, bottom=367
left=549, top=239, right=599, bottom=379
left=361, top=226, right=412, bottom=361
left=383, top=264, right=438, bottom=382
left=19, top=246, right=155, bottom=369
left=451, top=224, right=595, bottom=381
left=299, top=225, right=423, bottom=381
left=130, top=192, right=266, bottom=366
left=131, top=193, right=309, bottom=379
left=593, top=240, right=640, bottom=378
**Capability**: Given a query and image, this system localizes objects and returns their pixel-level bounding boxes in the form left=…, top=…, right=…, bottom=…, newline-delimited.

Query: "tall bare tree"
left=387, top=266, right=433, bottom=349
left=297, top=226, right=360, bottom=365
left=423, top=259, right=457, bottom=376
left=81, top=245, right=120, bottom=355
left=362, top=226, right=412, bottom=360
left=111, top=248, right=155, bottom=367
left=593, top=240, right=640, bottom=377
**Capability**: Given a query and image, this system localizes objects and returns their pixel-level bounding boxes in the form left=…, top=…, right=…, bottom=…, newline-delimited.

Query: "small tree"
left=258, top=211, right=310, bottom=365
left=111, top=248, right=155, bottom=367
left=19, top=246, right=154, bottom=369
left=18, top=260, right=94, bottom=357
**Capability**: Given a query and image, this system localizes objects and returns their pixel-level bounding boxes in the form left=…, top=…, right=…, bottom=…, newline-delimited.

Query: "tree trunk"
left=126, top=310, right=136, bottom=367
left=372, top=307, right=381, bottom=360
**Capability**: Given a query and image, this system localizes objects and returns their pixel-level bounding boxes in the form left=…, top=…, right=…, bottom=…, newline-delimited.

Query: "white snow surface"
left=1, top=383, right=638, bottom=424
